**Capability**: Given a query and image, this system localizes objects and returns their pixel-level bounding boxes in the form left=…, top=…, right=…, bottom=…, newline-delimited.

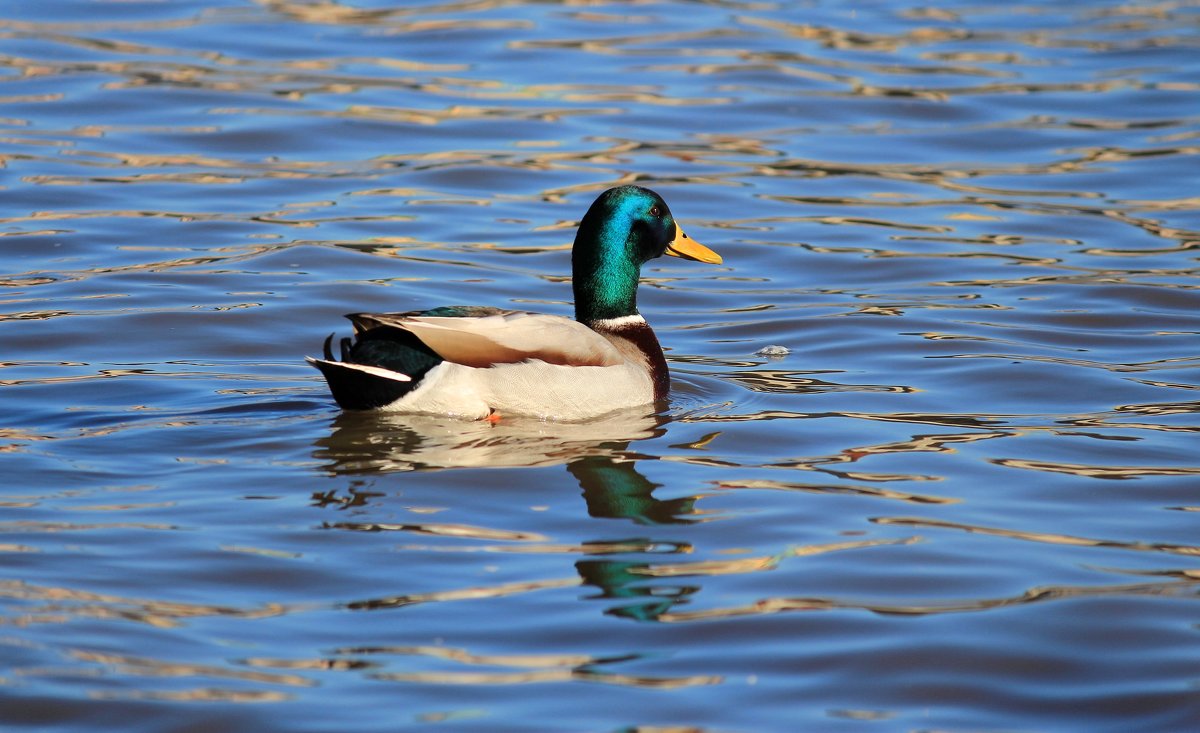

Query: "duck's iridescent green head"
left=571, top=185, right=720, bottom=324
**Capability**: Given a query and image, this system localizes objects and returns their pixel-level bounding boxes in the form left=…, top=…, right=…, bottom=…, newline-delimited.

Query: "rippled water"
left=3, top=1, right=1199, bottom=731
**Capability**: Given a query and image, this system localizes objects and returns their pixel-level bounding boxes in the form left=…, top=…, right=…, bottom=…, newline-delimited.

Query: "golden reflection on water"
left=652, top=577, right=1198, bottom=624
left=993, top=457, right=1200, bottom=479
left=71, top=649, right=314, bottom=687
left=300, top=644, right=719, bottom=690
left=393, top=539, right=693, bottom=557
left=0, top=580, right=295, bottom=629
left=370, top=666, right=721, bottom=688
left=629, top=536, right=918, bottom=578
left=346, top=577, right=582, bottom=612
left=715, top=478, right=956, bottom=505
left=874, top=516, right=1200, bottom=557
left=91, top=688, right=295, bottom=702
left=324, top=520, right=548, bottom=542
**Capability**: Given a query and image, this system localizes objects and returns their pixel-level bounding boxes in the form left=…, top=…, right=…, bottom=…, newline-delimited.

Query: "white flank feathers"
left=382, top=360, right=655, bottom=422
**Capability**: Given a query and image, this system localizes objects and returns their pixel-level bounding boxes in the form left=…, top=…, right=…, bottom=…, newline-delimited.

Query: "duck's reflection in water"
left=567, top=454, right=703, bottom=620
left=575, top=555, right=698, bottom=622
left=313, top=409, right=704, bottom=620
left=312, top=408, right=706, bottom=523
left=314, top=408, right=662, bottom=472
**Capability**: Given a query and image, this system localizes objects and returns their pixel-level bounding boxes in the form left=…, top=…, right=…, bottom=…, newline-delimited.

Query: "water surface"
left=2, top=1, right=1199, bottom=731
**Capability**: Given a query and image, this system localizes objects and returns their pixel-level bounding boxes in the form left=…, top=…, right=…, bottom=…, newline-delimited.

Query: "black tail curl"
left=311, top=326, right=444, bottom=411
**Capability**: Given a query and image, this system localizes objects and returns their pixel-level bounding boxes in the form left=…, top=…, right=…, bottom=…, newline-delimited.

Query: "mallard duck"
left=307, top=185, right=722, bottom=421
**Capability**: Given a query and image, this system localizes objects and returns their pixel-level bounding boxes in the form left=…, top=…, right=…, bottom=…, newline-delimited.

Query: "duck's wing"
left=347, top=306, right=507, bottom=334
left=351, top=309, right=626, bottom=369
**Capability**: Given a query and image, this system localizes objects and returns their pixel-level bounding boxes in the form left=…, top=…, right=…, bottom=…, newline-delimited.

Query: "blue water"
left=2, top=1, right=1199, bottom=731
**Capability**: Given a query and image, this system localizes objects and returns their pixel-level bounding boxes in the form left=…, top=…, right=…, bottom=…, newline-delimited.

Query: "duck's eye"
left=650, top=206, right=661, bottom=217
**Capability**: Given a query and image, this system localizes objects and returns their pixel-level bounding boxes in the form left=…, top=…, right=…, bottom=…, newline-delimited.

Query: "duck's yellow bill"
left=665, top=225, right=722, bottom=264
